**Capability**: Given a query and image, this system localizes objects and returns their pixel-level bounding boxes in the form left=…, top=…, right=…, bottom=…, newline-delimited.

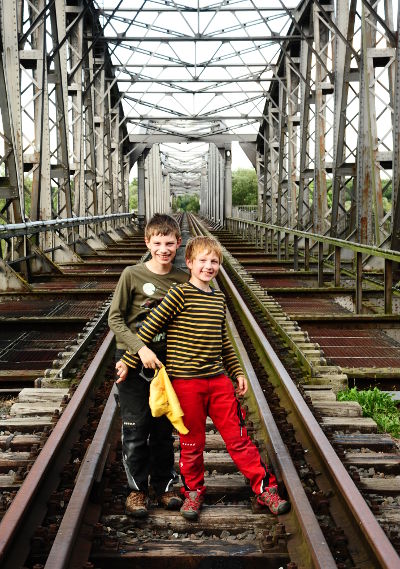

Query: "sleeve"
left=108, top=268, right=146, bottom=354
left=221, top=317, right=244, bottom=381
left=122, top=285, right=185, bottom=367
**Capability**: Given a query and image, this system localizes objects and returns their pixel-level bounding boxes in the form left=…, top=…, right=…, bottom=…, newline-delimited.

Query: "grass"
left=337, top=387, right=400, bottom=438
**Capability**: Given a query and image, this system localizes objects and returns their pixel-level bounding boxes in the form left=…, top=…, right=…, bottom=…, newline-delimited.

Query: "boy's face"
left=186, top=249, right=220, bottom=284
left=145, top=232, right=182, bottom=266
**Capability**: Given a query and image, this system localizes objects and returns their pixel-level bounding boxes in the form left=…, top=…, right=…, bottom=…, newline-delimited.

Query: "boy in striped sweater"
left=116, top=236, right=290, bottom=519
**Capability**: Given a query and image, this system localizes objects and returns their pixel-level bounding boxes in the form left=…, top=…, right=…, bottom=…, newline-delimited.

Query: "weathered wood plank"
left=0, top=417, right=53, bottom=431
left=18, top=388, right=68, bottom=402
left=344, top=452, right=400, bottom=472
left=0, top=474, right=18, bottom=489
left=332, top=433, right=395, bottom=450
left=102, top=505, right=276, bottom=533
left=313, top=401, right=362, bottom=417
left=10, top=402, right=61, bottom=416
left=0, top=451, right=33, bottom=472
left=0, top=434, right=42, bottom=450
left=92, top=540, right=289, bottom=568
left=321, top=417, right=377, bottom=432
left=359, top=477, right=400, bottom=494
left=304, top=391, right=336, bottom=401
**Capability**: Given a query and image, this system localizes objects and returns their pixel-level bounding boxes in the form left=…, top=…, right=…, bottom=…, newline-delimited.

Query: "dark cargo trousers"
left=115, top=350, right=177, bottom=496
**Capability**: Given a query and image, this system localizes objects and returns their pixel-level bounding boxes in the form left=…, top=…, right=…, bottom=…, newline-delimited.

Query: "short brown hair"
left=145, top=213, right=181, bottom=241
left=185, top=236, right=223, bottom=263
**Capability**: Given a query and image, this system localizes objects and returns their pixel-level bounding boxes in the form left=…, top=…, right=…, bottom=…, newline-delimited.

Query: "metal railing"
left=227, top=217, right=400, bottom=315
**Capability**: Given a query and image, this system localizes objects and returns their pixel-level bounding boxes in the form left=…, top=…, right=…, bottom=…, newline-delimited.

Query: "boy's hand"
left=116, top=360, right=128, bottom=384
left=235, top=375, right=248, bottom=396
left=138, top=346, right=163, bottom=369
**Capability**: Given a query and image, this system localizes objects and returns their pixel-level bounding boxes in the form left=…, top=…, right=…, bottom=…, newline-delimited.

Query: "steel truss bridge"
left=1, top=0, right=400, bottom=284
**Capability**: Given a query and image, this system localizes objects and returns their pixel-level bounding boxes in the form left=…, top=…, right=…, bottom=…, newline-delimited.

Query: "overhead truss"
left=1, top=0, right=400, bottom=249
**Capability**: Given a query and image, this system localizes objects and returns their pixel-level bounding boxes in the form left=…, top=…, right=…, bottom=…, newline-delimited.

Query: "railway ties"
left=94, top=420, right=291, bottom=569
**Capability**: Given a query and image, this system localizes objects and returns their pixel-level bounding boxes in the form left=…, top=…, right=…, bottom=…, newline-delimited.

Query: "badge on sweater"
left=143, top=282, right=156, bottom=296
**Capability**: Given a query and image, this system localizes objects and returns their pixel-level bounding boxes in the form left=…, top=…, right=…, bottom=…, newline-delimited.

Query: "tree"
left=129, top=178, right=138, bottom=211
left=173, top=194, right=200, bottom=212
left=232, top=168, right=257, bottom=206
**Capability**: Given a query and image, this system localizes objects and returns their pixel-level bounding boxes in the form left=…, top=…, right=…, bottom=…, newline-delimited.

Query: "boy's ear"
left=186, top=258, right=192, bottom=270
left=176, top=237, right=182, bottom=248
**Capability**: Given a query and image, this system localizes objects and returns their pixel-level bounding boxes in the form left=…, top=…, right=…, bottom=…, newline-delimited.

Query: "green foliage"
left=129, top=178, right=138, bottom=211
left=173, top=194, right=200, bottom=212
left=232, top=168, right=257, bottom=206
left=338, top=387, right=400, bottom=437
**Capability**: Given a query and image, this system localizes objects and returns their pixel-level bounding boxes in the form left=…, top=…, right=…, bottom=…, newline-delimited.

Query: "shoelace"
left=183, top=494, right=202, bottom=509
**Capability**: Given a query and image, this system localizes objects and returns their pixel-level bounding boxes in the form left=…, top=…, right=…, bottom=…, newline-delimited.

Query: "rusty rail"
left=44, top=384, right=118, bottom=569
left=190, top=213, right=400, bottom=568
left=0, top=330, right=115, bottom=569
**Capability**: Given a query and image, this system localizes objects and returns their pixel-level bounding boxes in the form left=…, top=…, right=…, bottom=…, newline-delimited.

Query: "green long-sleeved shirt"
left=108, top=263, right=188, bottom=353
left=121, top=282, right=244, bottom=380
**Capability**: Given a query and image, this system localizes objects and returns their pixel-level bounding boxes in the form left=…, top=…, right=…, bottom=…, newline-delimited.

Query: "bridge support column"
left=137, top=155, right=146, bottom=229
left=224, top=147, right=232, bottom=224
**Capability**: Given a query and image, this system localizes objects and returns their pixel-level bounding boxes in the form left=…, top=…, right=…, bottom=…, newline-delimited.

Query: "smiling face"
left=186, top=248, right=221, bottom=289
left=145, top=232, right=181, bottom=269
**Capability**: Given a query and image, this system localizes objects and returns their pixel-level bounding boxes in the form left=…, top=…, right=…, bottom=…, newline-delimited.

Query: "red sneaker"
left=257, top=487, right=290, bottom=515
left=180, top=490, right=205, bottom=520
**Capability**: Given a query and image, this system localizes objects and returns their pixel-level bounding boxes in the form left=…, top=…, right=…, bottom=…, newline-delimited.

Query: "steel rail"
left=223, top=283, right=336, bottom=569
left=218, top=264, right=400, bottom=568
left=44, top=384, right=119, bottom=569
left=189, top=214, right=400, bottom=568
left=189, top=214, right=336, bottom=567
left=0, top=331, right=115, bottom=569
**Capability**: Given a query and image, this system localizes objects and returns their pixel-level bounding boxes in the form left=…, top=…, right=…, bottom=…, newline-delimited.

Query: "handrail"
left=227, top=217, right=400, bottom=262
left=0, top=213, right=135, bottom=239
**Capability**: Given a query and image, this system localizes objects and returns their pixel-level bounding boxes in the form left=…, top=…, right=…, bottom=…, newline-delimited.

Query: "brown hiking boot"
left=126, top=491, right=148, bottom=517
left=159, top=490, right=183, bottom=510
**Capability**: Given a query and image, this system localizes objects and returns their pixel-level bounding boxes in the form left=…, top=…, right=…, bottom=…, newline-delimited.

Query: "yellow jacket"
left=149, top=366, right=189, bottom=435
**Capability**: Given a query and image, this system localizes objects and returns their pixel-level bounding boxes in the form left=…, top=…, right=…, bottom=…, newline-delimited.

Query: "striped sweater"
left=121, top=282, right=244, bottom=380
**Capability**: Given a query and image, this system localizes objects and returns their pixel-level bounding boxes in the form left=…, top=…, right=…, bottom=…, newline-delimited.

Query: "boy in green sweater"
left=108, top=214, right=187, bottom=517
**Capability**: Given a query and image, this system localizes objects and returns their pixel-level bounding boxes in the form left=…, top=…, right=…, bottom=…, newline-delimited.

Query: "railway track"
left=0, top=214, right=399, bottom=567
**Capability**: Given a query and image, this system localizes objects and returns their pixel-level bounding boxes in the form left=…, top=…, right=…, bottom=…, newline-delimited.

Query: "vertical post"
left=355, top=251, right=363, bottom=313
left=262, top=122, right=268, bottom=222
left=384, top=259, right=393, bottom=314
left=304, top=238, right=310, bottom=271
left=224, top=147, right=232, bottom=226
left=318, top=241, right=324, bottom=287
left=334, top=246, right=341, bottom=287
left=137, top=154, right=145, bottom=229
left=293, top=235, right=299, bottom=270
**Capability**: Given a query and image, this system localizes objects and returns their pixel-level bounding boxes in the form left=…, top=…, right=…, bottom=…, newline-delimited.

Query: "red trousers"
left=173, top=374, right=277, bottom=495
